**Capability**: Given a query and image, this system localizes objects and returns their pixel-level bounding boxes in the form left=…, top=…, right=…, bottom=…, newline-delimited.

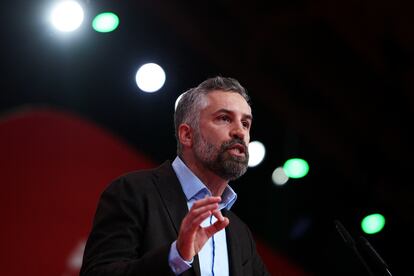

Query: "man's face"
left=193, top=91, right=252, bottom=180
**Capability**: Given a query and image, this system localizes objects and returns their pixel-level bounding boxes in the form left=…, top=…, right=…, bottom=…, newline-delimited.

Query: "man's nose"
left=230, top=123, right=246, bottom=140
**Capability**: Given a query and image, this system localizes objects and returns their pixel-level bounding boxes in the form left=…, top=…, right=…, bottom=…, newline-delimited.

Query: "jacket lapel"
left=153, top=161, right=201, bottom=276
left=224, top=210, right=242, bottom=276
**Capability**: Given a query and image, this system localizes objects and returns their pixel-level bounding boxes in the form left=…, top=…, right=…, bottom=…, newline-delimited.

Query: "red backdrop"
left=0, top=107, right=307, bottom=275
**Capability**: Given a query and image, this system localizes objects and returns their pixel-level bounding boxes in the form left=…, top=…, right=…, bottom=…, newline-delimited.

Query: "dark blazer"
left=80, top=161, right=269, bottom=276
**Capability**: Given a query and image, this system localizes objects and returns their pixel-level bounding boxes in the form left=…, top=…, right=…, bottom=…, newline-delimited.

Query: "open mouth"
left=227, top=143, right=246, bottom=156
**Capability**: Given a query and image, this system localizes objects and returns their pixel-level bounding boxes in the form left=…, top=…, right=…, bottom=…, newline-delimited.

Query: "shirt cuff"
left=169, top=240, right=193, bottom=275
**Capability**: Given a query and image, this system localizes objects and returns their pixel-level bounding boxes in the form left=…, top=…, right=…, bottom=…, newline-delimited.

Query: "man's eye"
left=242, top=121, right=250, bottom=128
left=219, top=116, right=230, bottom=122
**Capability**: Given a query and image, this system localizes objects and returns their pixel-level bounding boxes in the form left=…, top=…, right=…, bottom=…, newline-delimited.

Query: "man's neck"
left=180, top=155, right=228, bottom=197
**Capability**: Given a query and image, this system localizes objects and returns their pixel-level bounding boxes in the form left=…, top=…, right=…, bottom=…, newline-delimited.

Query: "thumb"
left=203, top=217, right=229, bottom=238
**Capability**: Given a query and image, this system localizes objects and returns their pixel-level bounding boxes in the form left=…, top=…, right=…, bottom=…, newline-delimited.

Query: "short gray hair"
left=174, top=76, right=250, bottom=155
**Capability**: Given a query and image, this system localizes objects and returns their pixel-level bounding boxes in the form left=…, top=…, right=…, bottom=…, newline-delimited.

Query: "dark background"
left=2, top=0, right=413, bottom=275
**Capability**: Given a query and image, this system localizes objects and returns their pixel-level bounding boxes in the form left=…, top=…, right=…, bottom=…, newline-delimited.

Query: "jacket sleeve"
left=79, top=177, right=175, bottom=276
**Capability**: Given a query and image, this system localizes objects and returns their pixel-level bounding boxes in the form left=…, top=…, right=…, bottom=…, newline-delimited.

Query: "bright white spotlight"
left=50, top=1, right=84, bottom=32
left=135, top=63, right=166, bottom=93
left=272, top=167, right=289, bottom=186
left=248, top=140, right=266, bottom=167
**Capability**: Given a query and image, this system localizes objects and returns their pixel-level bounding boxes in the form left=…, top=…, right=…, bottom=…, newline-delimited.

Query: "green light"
left=283, top=158, right=309, bottom=178
left=361, top=213, right=385, bottom=234
left=92, top=12, right=119, bottom=33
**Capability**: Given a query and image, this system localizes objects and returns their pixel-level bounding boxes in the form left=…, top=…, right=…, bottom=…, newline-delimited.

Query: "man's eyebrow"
left=214, top=108, right=253, bottom=121
left=244, top=114, right=253, bottom=121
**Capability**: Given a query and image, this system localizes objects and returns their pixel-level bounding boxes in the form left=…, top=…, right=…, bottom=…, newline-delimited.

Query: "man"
left=80, top=76, right=269, bottom=275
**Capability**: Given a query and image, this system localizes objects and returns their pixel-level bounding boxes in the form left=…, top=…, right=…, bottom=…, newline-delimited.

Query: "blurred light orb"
left=283, top=158, right=309, bottom=178
left=135, top=63, right=166, bottom=93
left=50, top=1, right=84, bottom=32
left=248, top=141, right=265, bottom=167
left=361, top=213, right=386, bottom=234
left=272, top=167, right=289, bottom=186
left=92, top=12, right=119, bottom=33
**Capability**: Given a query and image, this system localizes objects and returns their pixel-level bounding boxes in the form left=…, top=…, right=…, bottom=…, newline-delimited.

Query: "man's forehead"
left=204, top=91, right=250, bottom=111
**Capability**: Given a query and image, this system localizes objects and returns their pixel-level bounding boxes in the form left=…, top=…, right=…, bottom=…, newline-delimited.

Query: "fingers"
left=189, top=202, right=218, bottom=218
left=204, top=216, right=230, bottom=237
left=188, top=207, right=227, bottom=233
left=179, top=197, right=221, bottom=241
left=193, top=206, right=229, bottom=239
left=185, top=196, right=221, bottom=226
left=212, top=209, right=225, bottom=222
left=188, top=207, right=215, bottom=229
left=191, top=196, right=221, bottom=210
left=177, top=196, right=230, bottom=260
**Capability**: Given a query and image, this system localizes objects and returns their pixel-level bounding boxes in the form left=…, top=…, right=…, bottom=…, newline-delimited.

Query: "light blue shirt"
left=169, top=156, right=237, bottom=275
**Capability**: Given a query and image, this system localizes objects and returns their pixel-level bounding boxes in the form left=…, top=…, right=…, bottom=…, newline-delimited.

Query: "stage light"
left=361, top=213, right=385, bottom=234
left=272, top=167, right=289, bottom=186
left=92, top=12, right=119, bottom=33
left=283, top=158, right=309, bottom=178
left=248, top=141, right=266, bottom=167
left=135, top=63, right=166, bottom=93
left=50, top=1, right=84, bottom=32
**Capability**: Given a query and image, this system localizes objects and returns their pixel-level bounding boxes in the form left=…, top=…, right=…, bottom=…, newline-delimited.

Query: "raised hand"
left=176, top=196, right=230, bottom=261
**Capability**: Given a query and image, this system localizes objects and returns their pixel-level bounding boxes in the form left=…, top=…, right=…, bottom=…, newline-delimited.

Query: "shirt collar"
left=172, top=156, right=237, bottom=210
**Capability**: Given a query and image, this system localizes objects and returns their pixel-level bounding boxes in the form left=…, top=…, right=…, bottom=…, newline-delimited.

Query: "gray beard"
left=194, top=134, right=249, bottom=181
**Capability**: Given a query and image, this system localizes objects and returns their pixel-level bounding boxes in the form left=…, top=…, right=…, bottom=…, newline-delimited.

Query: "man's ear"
left=178, top=124, right=193, bottom=148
